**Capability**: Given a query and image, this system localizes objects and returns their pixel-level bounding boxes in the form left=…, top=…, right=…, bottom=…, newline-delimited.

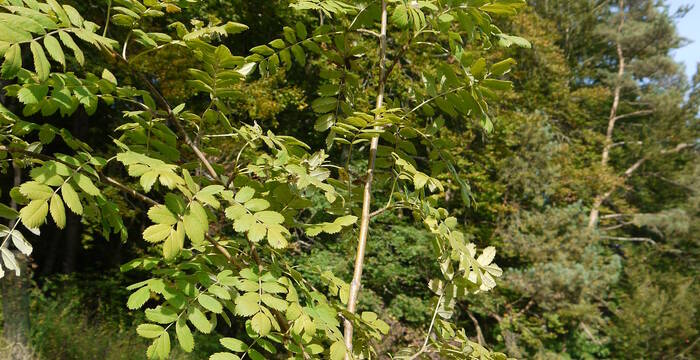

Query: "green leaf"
left=490, top=58, right=516, bottom=76
left=250, top=312, right=271, bottom=336
left=247, top=222, right=266, bottom=243
left=220, top=338, right=247, bottom=352
left=47, top=0, right=70, bottom=26
left=254, top=211, right=284, bottom=225
left=261, top=294, right=288, bottom=312
left=58, top=31, right=84, bottom=66
left=61, top=183, right=83, bottom=215
left=62, top=5, right=83, bottom=27
left=183, top=212, right=205, bottom=245
left=198, top=294, right=223, bottom=314
left=210, top=353, right=240, bottom=360
left=481, top=79, right=513, bottom=91
left=266, top=227, right=288, bottom=249
left=136, top=323, right=165, bottom=339
left=188, top=308, right=212, bottom=334
left=19, top=200, right=48, bottom=229
left=224, top=204, right=246, bottom=220
left=413, top=172, right=429, bottom=189
left=0, top=203, right=19, bottom=220
left=148, top=205, right=177, bottom=225
left=175, top=318, right=194, bottom=353
left=127, top=286, right=151, bottom=310
left=235, top=292, right=260, bottom=316
left=0, top=22, right=32, bottom=43
left=208, top=285, right=231, bottom=300
left=19, top=181, right=53, bottom=200
left=295, top=22, right=307, bottom=39
left=311, top=97, right=337, bottom=113
left=74, top=173, right=100, bottom=196
left=269, top=38, right=285, bottom=49
left=234, top=186, right=255, bottom=203
left=102, top=68, right=117, bottom=85
left=43, top=34, right=65, bottom=69
left=471, top=58, right=487, bottom=79
left=30, top=40, right=50, bottom=81
left=143, top=224, right=171, bottom=243
left=250, top=45, right=274, bottom=56
left=163, top=222, right=184, bottom=259
left=146, top=332, right=171, bottom=360
left=330, top=340, right=346, bottom=360
left=334, top=215, right=357, bottom=227
left=145, top=306, right=178, bottom=324
left=244, top=198, right=269, bottom=211
left=49, top=194, right=66, bottom=229
left=0, top=13, right=45, bottom=35
left=233, top=213, right=255, bottom=233
left=17, top=84, right=48, bottom=105
left=1, top=44, right=21, bottom=79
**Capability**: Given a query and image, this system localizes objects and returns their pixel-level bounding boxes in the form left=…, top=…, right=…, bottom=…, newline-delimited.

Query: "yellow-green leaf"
left=19, top=200, right=48, bottom=229
left=49, top=194, right=66, bottom=229
left=137, top=323, right=165, bottom=339
left=127, top=286, right=151, bottom=310
left=43, top=34, right=65, bottom=69
left=250, top=312, right=271, bottom=336
left=175, top=318, right=194, bottom=353
left=148, top=205, right=177, bottom=225
left=198, top=294, right=223, bottom=314
left=30, top=40, right=50, bottom=81
left=61, top=182, right=82, bottom=215
left=143, top=224, right=171, bottom=243
left=247, top=222, right=266, bottom=243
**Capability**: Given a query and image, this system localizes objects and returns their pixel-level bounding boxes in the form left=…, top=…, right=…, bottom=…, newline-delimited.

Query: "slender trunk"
left=343, top=1, right=388, bottom=356
left=62, top=213, right=80, bottom=273
left=589, top=0, right=625, bottom=228
left=1, top=163, right=31, bottom=358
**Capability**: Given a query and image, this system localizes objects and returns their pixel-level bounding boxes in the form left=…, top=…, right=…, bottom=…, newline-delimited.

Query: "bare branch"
left=600, top=236, right=656, bottom=245
left=467, top=311, right=486, bottom=346
left=613, top=109, right=653, bottom=121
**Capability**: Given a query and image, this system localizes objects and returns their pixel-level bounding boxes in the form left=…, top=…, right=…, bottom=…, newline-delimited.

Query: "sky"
left=667, top=0, right=700, bottom=81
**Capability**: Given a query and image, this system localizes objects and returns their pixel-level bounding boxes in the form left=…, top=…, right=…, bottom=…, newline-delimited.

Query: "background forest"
left=0, top=0, right=698, bottom=359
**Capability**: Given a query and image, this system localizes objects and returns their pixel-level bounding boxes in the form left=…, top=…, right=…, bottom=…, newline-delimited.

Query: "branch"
left=409, top=292, right=443, bottom=360
left=588, top=142, right=693, bottom=228
left=467, top=311, right=486, bottom=346
left=600, top=236, right=656, bottom=245
left=612, top=109, right=653, bottom=121
left=113, top=53, right=222, bottom=184
left=602, top=221, right=633, bottom=230
left=611, top=141, right=643, bottom=148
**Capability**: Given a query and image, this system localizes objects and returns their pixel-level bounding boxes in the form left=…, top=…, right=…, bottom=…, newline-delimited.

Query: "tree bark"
left=589, top=0, right=625, bottom=228
left=343, top=1, right=388, bottom=357
left=1, top=163, right=31, bottom=358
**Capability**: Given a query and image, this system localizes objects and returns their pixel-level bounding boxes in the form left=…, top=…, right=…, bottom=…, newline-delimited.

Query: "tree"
left=0, top=0, right=529, bottom=359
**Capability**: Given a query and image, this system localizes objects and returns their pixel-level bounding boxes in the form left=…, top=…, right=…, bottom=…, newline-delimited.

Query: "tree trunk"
left=343, top=1, right=388, bottom=357
left=1, top=251, right=31, bottom=359
left=1, top=163, right=32, bottom=358
left=62, top=213, right=81, bottom=273
left=589, top=0, right=625, bottom=228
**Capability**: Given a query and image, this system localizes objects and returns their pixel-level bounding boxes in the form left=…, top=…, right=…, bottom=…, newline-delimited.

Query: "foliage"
left=0, top=0, right=531, bottom=359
